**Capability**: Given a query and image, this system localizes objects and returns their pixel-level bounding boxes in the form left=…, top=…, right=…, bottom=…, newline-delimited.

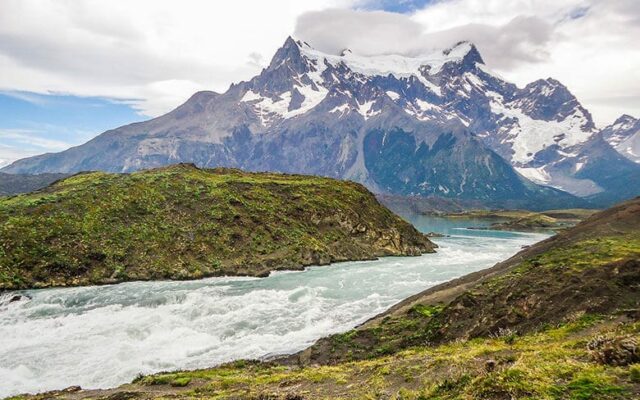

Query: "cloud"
left=0, top=129, right=75, bottom=166
left=0, top=144, right=40, bottom=168
left=0, top=130, right=71, bottom=152
left=0, top=91, right=52, bottom=106
left=295, top=9, right=553, bottom=69
left=0, top=0, right=353, bottom=117
left=295, top=9, right=424, bottom=56
left=421, top=16, right=553, bottom=69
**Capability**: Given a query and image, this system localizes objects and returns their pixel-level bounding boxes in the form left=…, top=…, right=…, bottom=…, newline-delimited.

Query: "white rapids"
left=0, top=216, right=548, bottom=397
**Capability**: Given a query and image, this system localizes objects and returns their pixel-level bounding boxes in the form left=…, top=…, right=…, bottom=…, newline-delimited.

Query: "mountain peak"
left=283, top=35, right=297, bottom=48
left=282, top=36, right=312, bottom=51
left=601, top=114, right=640, bottom=164
left=527, top=77, right=565, bottom=89
left=443, top=41, right=484, bottom=66
left=522, top=77, right=572, bottom=100
left=264, top=37, right=488, bottom=81
left=612, top=114, right=638, bottom=128
left=266, top=36, right=309, bottom=73
left=464, top=43, right=484, bottom=65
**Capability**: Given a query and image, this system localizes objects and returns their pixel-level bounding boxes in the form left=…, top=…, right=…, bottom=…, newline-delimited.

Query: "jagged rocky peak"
left=524, top=77, right=565, bottom=96
left=602, top=114, right=639, bottom=144
left=443, top=40, right=484, bottom=67
left=238, top=37, right=492, bottom=126
left=520, top=78, right=579, bottom=108
left=266, top=36, right=309, bottom=71
left=515, top=77, right=595, bottom=129
left=611, top=114, right=638, bottom=130
left=275, top=36, right=485, bottom=79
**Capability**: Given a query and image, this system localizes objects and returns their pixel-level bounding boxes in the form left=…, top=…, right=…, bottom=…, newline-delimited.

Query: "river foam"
left=0, top=223, right=547, bottom=397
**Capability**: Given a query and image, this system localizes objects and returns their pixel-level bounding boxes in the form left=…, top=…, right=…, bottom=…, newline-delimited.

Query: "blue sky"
left=0, top=92, right=143, bottom=166
left=363, top=0, right=433, bottom=14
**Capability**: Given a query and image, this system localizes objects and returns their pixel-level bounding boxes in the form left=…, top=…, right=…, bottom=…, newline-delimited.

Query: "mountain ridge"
left=0, top=172, right=69, bottom=197
left=2, top=36, right=637, bottom=207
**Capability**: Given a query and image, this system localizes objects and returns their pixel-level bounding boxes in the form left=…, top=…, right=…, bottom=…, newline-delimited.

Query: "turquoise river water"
left=0, top=215, right=548, bottom=397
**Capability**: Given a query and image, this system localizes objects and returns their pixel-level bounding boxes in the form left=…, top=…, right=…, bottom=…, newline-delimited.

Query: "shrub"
left=587, top=335, right=639, bottom=366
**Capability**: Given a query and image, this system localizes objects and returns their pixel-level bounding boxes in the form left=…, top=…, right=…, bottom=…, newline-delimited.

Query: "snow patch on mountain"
left=601, top=115, right=640, bottom=163
left=617, top=131, right=640, bottom=162
left=298, top=40, right=475, bottom=81
left=385, top=91, right=400, bottom=101
left=241, top=84, right=328, bottom=124
left=464, top=72, right=484, bottom=88
left=488, top=91, right=593, bottom=165
left=357, top=100, right=380, bottom=120
left=329, top=103, right=351, bottom=116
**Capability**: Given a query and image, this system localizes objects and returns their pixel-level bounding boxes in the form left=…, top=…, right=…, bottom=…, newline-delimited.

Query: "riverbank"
left=445, top=208, right=597, bottom=231
left=15, top=198, right=638, bottom=399
left=0, top=218, right=544, bottom=398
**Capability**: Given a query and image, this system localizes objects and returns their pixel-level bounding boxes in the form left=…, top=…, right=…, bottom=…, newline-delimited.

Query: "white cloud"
left=0, top=129, right=75, bottom=167
left=0, top=0, right=353, bottom=117
left=0, top=144, right=40, bottom=168
left=294, top=9, right=424, bottom=56
left=0, top=130, right=72, bottom=152
left=295, top=9, right=554, bottom=68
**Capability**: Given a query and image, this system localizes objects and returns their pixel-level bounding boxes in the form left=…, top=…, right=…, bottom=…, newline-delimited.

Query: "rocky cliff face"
left=0, top=164, right=435, bottom=290
left=3, top=37, right=637, bottom=206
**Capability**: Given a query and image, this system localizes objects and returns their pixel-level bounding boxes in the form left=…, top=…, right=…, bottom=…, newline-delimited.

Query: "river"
left=0, top=215, right=548, bottom=397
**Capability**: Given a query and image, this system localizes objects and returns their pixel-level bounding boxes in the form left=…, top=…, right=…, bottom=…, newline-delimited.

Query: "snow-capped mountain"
left=600, top=115, right=640, bottom=163
left=509, top=113, right=640, bottom=203
left=3, top=37, right=636, bottom=207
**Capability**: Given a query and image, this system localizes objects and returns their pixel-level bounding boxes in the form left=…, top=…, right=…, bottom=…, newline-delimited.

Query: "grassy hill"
left=18, top=198, right=639, bottom=399
left=0, top=164, right=434, bottom=290
left=301, top=199, right=639, bottom=365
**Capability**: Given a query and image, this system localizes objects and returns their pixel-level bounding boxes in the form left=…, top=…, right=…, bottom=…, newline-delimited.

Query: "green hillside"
left=0, top=164, right=434, bottom=290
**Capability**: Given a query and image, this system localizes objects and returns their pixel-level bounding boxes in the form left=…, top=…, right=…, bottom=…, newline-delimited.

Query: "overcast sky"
left=0, top=0, right=638, bottom=165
